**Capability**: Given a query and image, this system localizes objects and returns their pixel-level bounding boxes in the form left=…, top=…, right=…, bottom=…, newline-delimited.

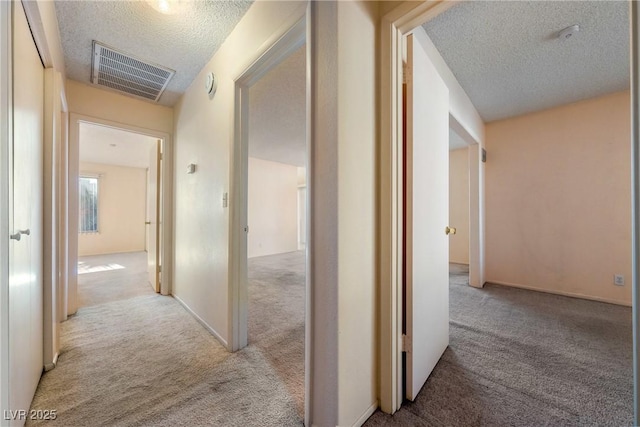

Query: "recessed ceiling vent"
left=91, top=41, right=175, bottom=102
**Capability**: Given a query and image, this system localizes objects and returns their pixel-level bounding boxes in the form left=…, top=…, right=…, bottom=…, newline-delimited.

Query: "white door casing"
left=147, top=140, right=161, bottom=292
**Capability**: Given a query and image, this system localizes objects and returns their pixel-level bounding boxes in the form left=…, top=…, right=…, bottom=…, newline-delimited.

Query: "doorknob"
left=19, top=229, right=30, bottom=236
left=10, top=232, right=21, bottom=241
left=445, top=226, right=457, bottom=235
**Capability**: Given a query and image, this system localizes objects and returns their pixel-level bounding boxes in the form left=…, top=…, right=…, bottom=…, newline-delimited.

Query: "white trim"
left=351, top=401, right=378, bottom=427
left=0, top=0, right=11, bottom=416
left=43, top=68, right=63, bottom=372
left=68, top=113, right=174, bottom=317
left=20, top=1, right=52, bottom=67
left=173, top=295, right=228, bottom=348
left=489, top=280, right=632, bottom=308
left=44, top=353, right=58, bottom=372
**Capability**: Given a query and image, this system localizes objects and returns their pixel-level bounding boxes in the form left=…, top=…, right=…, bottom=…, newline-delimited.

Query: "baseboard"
left=488, top=280, right=631, bottom=307
left=172, top=294, right=229, bottom=347
left=351, top=401, right=378, bottom=427
left=44, top=352, right=58, bottom=372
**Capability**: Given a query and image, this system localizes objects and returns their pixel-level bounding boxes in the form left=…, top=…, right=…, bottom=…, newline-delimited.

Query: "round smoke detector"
left=558, top=24, right=580, bottom=40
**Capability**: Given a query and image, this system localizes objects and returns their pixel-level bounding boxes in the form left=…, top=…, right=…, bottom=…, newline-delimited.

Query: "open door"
left=403, top=32, right=450, bottom=401
left=146, top=139, right=160, bottom=292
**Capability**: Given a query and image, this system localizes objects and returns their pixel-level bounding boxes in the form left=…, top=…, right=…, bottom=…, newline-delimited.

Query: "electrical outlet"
left=614, top=274, right=625, bottom=286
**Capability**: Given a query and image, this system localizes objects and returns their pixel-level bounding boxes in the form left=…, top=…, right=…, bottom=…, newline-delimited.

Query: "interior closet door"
left=9, top=2, right=44, bottom=420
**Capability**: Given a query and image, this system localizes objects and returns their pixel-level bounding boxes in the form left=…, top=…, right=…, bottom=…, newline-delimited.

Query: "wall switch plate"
left=614, top=274, right=625, bottom=286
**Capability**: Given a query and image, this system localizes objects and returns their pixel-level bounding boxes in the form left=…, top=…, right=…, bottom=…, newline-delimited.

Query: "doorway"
left=67, top=116, right=170, bottom=314
left=76, top=123, right=162, bottom=308
left=228, top=14, right=308, bottom=424
left=380, top=0, right=635, bottom=423
left=246, top=43, right=307, bottom=418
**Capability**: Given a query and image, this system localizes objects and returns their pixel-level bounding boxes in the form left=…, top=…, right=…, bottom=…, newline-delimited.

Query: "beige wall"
left=78, top=162, right=146, bottom=256
left=66, top=80, right=173, bottom=134
left=336, top=1, right=378, bottom=424
left=173, top=0, right=378, bottom=424
left=247, top=157, right=298, bottom=258
left=450, top=147, right=470, bottom=264
left=172, top=0, right=307, bottom=348
left=486, top=91, right=631, bottom=305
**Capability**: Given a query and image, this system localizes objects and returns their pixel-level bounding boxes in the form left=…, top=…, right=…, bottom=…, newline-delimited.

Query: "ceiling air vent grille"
left=91, top=41, right=175, bottom=102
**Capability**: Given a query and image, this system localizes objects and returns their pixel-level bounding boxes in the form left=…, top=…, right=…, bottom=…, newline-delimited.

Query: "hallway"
left=28, top=252, right=303, bottom=426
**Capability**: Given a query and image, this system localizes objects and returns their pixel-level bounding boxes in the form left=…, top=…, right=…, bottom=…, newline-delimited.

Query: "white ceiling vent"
left=91, top=41, right=175, bottom=102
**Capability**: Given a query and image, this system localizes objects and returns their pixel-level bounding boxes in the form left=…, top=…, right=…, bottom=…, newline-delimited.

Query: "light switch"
left=186, top=163, right=196, bottom=174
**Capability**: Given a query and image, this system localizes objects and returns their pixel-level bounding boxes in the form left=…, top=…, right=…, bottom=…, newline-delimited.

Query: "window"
left=79, top=176, right=99, bottom=233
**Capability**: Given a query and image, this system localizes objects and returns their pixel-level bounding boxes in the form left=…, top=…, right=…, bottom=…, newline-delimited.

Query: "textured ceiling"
left=423, top=1, right=629, bottom=122
left=249, top=45, right=306, bottom=167
left=79, top=123, right=157, bottom=169
left=55, top=0, right=253, bottom=106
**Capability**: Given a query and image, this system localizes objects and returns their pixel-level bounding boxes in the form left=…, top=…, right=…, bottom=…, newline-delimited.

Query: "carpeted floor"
left=77, top=252, right=154, bottom=308
left=29, top=254, right=633, bottom=426
left=366, top=263, right=633, bottom=426
left=247, top=251, right=306, bottom=418
left=28, top=251, right=304, bottom=426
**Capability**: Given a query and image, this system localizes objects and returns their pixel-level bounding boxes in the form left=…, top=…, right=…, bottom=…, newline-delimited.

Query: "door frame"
left=379, top=0, right=476, bottom=413
left=227, top=5, right=310, bottom=423
left=67, top=114, right=173, bottom=315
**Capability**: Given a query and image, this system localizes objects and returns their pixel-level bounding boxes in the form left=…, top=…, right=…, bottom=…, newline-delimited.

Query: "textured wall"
left=485, top=91, right=631, bottom=305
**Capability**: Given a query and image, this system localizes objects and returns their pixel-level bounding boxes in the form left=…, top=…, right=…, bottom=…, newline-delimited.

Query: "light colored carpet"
left=77, top=252, right=154, bottom=308
left=28, top=251, right=304, bottom=426
left=30, top=254, right=632, bottom=426
left=366, top=264, right=633, bottom=426
left=248, top=251, right=306, bottom=418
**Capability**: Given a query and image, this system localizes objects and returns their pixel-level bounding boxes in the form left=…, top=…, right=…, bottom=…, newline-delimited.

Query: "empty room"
left=76, top=123, right=161, bottom=308
left=369, top=1, right=633, bottom=425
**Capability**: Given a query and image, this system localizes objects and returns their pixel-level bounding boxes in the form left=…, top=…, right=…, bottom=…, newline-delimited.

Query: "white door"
left=404, top=32, right=450, bottom=401
left=9, top=2, right=44, bottom=421
left=147, top=140, right=160, bottom=292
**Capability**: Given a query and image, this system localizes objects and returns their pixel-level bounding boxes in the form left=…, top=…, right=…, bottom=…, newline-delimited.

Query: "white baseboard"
left=488, top=280, right=631, bottom=307
left=352, top=401, right=378, bottom=427
left=172, top=294, right=229, bottom=347
left=44, top=352, right=58, bottom=372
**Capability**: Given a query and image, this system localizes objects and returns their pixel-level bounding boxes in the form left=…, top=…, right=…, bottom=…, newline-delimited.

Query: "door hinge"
left=402, top=62, right=411, bottom=85
left=159, top=152, right=163, bottom=160
left=244, top=226, right=249, bottom=233
left=158, top=265, right=162, bottom=273
left=402, top=334, right=412, bottom=353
